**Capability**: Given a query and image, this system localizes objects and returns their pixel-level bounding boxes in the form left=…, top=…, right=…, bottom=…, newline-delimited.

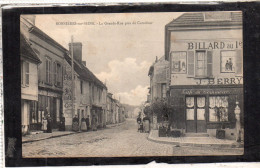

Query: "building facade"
left=21, top=34, right=41, bottom=134
left=165, top=12, right=243, bottom=139
left=21, top=16, right=66, bottom=131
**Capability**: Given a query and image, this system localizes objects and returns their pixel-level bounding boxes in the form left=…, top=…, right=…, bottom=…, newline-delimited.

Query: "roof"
left=64, top=53, right=107, bottom=89
left=166, top=12, right=242, bottom=28
left=20, top=33, right=41, bottom=64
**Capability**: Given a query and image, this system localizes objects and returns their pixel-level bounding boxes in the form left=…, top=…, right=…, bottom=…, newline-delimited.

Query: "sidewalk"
left=22, top=121, right=126, bottom=144
left=148, top=129, right=243, bottom=148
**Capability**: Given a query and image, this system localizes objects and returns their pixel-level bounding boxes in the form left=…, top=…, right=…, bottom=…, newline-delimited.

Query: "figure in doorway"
left=41, top=116, right=47, bottom=133
left=92, top=115, right=97, bottom=131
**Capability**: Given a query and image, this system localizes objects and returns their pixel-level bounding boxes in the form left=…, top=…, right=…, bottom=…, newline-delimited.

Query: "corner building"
left=165, top=12, right=243, bottom=139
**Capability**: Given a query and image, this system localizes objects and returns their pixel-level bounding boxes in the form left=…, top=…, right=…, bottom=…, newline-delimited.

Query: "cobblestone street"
left=22, top=119, right=243, bottom=157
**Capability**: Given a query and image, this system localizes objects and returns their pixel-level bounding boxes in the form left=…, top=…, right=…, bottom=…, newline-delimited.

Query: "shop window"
left=186, top=97, right=194, bottom=120
left=209, top=96, right=229, bottom=122
left=30, top=101, right=38, bottom=124
left=46, top=57, right=52, bottom=84
left=171, top=51, right=187, bottom=73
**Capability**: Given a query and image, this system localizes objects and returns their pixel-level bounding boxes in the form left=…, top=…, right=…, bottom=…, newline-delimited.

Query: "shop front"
left=169, top=85, right=243, bottom=139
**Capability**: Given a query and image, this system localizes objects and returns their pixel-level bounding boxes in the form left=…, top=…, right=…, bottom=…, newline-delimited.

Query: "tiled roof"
left=64, top=53, right=107, bottom=89
left=20, top=33, right=41, bottom=63
left=166, top=12, right=242, bottom=27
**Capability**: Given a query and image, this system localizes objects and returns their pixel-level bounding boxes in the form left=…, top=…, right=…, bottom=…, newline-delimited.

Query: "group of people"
left=137, top=114, right=150, bottom=133
left=72, top=114, right=94, bottom=132
left=41, top=112, right=66, bottom=133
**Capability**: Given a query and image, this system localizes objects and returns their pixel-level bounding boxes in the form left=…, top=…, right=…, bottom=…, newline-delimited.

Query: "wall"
left=169, top=29, right=243, bottom=86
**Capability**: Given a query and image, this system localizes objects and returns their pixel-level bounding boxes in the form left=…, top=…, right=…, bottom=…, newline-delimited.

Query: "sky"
left=34, top=12, right=183, bottom=106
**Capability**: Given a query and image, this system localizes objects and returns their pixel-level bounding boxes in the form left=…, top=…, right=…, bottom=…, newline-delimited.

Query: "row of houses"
left=147, top=11, right=243, bottom=140
left=21, top=15, right=125, bottom=134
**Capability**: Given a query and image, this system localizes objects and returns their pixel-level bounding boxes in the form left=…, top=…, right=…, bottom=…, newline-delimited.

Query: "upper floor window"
left=46, top=57, right=52, bottom=84
left=53, top=62, right=62, bottom=87
left=186, top=50, right=213, bottom=78
left=80, top=80, right=84, bottom=94
left=171, top=52, right=187, bottom=74
left=21, top=61, right=29, bottom=86
left=221, top=50, right=242, bottom=76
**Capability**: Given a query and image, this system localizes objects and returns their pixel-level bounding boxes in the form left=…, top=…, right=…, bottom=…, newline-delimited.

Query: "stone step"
left=184, top=133, right=209, bottom=137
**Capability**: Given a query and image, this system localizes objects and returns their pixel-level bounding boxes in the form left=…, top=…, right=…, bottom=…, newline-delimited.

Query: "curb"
left=23, top=122, right=126, bottom=144
left=147, top=131, right=243, bottom=149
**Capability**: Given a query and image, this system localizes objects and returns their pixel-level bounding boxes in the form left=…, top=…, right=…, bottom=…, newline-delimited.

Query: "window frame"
left=208, top=95, right=229, bottom=123
left=170, top=51, right=187, bottom=74
left=195, top=50, right=207, bottom=78
left=45, top=57, right=52, bottom=85
left=220, top=50, right=236, bottom=73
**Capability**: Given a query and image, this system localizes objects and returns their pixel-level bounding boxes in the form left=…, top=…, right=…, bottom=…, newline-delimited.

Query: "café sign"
left=187, top=41, right=243, bottom=50
left=195, top=77, right=243, bottom=85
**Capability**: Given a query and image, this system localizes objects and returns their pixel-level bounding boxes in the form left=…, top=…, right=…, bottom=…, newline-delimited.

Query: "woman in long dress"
left=42, top=116, right=47, bottom=133
left=59, top=113, right=65, bottom=131
left=47, top=114, right=52, bottom=133
left=92, top=115, right=97, bottom=131
left=80, top=117, right=87, bottom=131
left=143, top=115, right=150, bottom=133
left=72, top=115, right=79, bottom=132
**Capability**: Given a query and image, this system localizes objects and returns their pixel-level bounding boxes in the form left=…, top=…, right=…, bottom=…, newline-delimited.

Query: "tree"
left=150, top=98, right=172, bottom=123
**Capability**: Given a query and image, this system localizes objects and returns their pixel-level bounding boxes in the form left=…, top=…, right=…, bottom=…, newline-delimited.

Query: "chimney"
left=23, top=15, right=36, bottom=25
left=69, top=42, right=82, bottom=63
left=82, top=61, right=86, bottom=66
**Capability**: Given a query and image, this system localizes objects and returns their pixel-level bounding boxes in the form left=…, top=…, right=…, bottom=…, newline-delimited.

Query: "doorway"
left=186, top=96, right=206, bottom=133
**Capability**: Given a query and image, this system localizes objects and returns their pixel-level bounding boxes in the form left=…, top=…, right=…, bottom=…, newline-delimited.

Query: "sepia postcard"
left=19, top=11, right=244, bottom=158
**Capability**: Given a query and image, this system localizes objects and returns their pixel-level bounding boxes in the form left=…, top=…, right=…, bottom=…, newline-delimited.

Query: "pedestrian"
left=59, top=113, right=65, bottom=131
left=47, top=113, right=52, bottom=133
left=41, top=116, right=47, bottom=133
left=137, top=114, right=142, bottom=132
left=92, top=115, right=97, bottom=131
left=80, top=117, right=87, bottom=131
left=72, top=114, right=79, bottom=132
left=143, top=115, right=150, bottom=133
left=86, top=115, right=90, bottom=131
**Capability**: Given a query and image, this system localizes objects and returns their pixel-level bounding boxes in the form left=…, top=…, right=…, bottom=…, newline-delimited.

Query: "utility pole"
left=71, top=36, right=75, bottom=119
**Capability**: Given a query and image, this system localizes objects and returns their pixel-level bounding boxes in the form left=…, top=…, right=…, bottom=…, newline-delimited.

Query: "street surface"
left=23, top=119, right=243, bottom=157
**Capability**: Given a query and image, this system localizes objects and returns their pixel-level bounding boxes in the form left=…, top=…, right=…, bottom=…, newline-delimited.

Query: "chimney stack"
left=69, top=42, right=82, bottom=63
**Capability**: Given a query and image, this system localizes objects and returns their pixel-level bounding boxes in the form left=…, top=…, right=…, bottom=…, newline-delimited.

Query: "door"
left=186, top=96, right=206, bottom=133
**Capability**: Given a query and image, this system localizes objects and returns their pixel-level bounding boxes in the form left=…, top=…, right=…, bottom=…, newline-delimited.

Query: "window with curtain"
left=209, top=96, right=229, bottom=122
left=195, top=51, right=207, bottom=77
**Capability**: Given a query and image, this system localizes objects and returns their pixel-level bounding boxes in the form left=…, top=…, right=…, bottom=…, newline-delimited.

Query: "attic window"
left=204, top=12, right=232, bottom=21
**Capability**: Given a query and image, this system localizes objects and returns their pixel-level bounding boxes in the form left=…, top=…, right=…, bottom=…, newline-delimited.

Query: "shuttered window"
left=46, top=58, right=52, bottom=84
left=53, top=62, right=57, bottom=85
left=236, top=50, right=243, bottom=76
left=187, top=51, right=194, bottom=77
left=207, top=50, right=213, bottom=77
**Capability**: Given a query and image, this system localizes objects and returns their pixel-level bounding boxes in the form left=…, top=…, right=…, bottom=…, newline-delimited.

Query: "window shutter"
left=187, top=51, right=194, bottom=77
left=21, top=61, right=24, bottom=85
left=46, top=60, right=48, bottom=83
left=25, top=62, right=29, bottom=85
left=53, top=62, right=57, bottom=85
left=236, top=50, right=243, bottom=75
left=207, top=50, right=213, bottom=77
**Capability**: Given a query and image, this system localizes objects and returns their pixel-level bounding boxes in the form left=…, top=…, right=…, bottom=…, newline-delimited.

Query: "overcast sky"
left=35, top=12, right=183, bottom=106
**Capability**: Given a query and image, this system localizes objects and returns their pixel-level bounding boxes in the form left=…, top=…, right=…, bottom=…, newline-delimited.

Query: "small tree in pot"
left=215, top=106, right=228, bottom=139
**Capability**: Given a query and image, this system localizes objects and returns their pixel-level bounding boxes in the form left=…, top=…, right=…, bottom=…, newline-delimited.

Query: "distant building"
left=148, top=56, right=170, bottom=103
left=20, top=34, right=41, bottom=134
left=165, top=12, right=243, bottom=139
